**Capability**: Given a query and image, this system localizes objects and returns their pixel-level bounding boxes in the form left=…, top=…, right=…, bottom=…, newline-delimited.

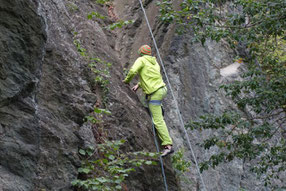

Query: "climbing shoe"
left=161, top=146, right=174, bottom=157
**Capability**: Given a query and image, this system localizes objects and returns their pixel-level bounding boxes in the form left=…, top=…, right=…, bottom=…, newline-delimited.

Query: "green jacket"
left=124, top=55, right=166, bottom=94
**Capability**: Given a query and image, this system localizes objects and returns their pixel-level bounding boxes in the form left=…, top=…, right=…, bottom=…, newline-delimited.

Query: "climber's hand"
left=132, top=84, right=139, bottom=92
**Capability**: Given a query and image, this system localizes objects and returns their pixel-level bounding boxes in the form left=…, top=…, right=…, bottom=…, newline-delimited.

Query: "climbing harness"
left=137, top=0, right=208, bottom=190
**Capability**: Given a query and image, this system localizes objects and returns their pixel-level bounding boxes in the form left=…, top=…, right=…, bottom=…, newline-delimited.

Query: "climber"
left=123, top=45, right=174, bottom=157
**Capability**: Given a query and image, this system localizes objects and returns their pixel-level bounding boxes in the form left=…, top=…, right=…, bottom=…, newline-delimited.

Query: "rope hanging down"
left=137, top=0, right=208, bottom=190
left=150, top=112, right=169, bottom=191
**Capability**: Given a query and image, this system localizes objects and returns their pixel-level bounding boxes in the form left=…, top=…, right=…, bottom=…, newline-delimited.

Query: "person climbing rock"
left=123, top=45, right=174, bottom=157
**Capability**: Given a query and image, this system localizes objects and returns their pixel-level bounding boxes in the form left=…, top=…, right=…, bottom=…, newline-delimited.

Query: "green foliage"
left=73, top=32, right=112, bottom=104
left=87, top=3, right=134, bottom=31
left=87, top=11, right=106, bottom=20
left=89, top=57, right=112, bottom=104
left=85, top=107, right=111, bottom=124
left=95, top=0, right=112, bottom=5
left=94, top=107, right=112, bottom=115
left=106, top=20, right=135, bottom=30
left=157, top=0, right=286, bottom=188
left=171, top=148, right=191, bottom=174
left=79, top=100, right=158, bottom=190
left=186, top=111, right=286, bottom=187
left=156, top=1, right=175, bottom=23
left=73, top=34, right=87, bottom=58
left=72, top=140, right=159, bottom=190
left=171, top=148, right=192, bottom=184
left=157, top=0, right=286, bottom=46
left=66, top=2, right=79, bottom=12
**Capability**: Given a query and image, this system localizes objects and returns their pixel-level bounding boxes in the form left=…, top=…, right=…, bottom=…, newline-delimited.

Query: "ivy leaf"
left=96, top=177, right=108, bottom=183
left=145, top=161, right=153, bottom=165
left=94, top=107, right=103, bottom=113
left=108, top=155, right=115, bottom=160
left=79, top=149, right=86, bottom=156
left=115, top=185, right=122, bottom=190
left=148, top=153, right=156, bottom=157
left=78, top=168, right=91, bottom=174
left=71, top=180, right=79, bottom=186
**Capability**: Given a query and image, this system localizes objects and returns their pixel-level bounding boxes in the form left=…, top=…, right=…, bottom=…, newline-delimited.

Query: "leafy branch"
left=106, top=20, right=135, bottom=30
left=157, top=0, right=286, bottom=187
left=72, top=140, right=159, bottom=190
left=88, top=11, right=106, bottom=20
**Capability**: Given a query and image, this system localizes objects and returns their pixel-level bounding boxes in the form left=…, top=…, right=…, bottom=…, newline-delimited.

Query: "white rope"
left=137, top=1, right=208, bottom=190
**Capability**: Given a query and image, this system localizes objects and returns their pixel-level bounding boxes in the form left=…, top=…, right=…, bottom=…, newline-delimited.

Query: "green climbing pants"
left=148, top=86, right=173, bottom=146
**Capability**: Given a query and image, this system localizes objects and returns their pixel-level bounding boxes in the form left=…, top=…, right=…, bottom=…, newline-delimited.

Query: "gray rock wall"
left=0, top=0, right=46, bottom=190
left=0, top=0, right=275, bottom=190
left=0, top=0, right=177, bottom=190
left=113, top=0, right=272, bottom=191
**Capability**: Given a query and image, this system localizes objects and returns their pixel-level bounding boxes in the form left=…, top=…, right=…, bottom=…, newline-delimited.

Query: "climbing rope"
left=149, top=109, right=169, bottom=191
left=137, top=0, right=208, bottom=190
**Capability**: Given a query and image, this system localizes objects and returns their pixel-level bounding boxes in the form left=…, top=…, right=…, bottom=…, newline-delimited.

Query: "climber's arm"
left=123, top=58, right=144, bottom=84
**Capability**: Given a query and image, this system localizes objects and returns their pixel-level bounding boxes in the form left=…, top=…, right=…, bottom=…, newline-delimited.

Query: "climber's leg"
left=148, top=87, right=173, bottom=146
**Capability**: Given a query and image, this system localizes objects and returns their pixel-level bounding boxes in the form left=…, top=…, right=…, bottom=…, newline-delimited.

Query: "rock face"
left=0, top=0, right=46, bottom=190
left=113, top=1, right=273, bottom=191
left=0, top=0, right=177, bottom=190
left=0, top=0, right=274, bottom=190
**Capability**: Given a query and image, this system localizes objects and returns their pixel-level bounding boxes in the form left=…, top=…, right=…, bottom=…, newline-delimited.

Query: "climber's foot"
left=161, top=145, right=174, bottom=157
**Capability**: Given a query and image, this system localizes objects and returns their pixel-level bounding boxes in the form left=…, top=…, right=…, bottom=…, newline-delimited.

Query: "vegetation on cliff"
left=158, top=0, right=286, bottom=188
